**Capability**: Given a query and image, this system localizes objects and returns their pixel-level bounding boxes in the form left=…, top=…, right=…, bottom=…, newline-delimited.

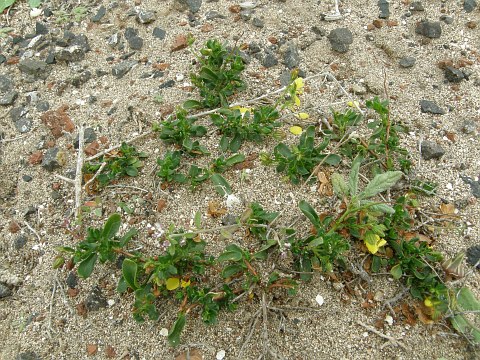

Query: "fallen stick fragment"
left=356, top=320, right=408, bottom=351
left=74, top=125, right=85, bottom=219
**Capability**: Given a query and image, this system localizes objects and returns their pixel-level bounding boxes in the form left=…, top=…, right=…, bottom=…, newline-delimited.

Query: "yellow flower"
left=289, top=126, right=303, bottom=135
left=165, top=277, right=180, bottom=290
left=231, top=106, right=252, bottom=117
left=294, top=77, right=304, bottom=94
left=364, top=233, right=387, bottom=254
left=424, top=298, right=434, bottom=307
left=181, top=279, right=191, bottom=288
left=295, top=112, right=309, bottom=120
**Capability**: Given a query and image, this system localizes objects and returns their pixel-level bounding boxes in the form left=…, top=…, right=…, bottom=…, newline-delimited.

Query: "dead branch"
left=356, top=320, right=408, bottom=351
left=74, top=125, right=85, bottom=219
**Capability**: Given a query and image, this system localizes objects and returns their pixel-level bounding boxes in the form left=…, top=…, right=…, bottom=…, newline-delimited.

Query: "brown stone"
left=29, top=151, right=44, bottom=165
left=372, top=19, right=384, bottom=28
left=171, top=35, right=188, bottom=52
left=40, top=105, right=75, bottom=138
left=86, top=344, right=98, bottom=356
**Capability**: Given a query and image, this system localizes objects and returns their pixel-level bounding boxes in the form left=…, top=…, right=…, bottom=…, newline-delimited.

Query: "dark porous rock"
left=409, top=1, right=424, bottom=11
left=128, top=36, right=144, bottom=50
left=70, top=34, right=90, bottom=53
left=462, top=120, right=477, bottom=134
left=71, top=70, right=92, bottom=87
left=399, top=56, right=416, bottom=68
left=14, top=118, right=33, bottom=133
left=159, top=79, right=176, bottom=89
left=283, top=42, right=300, bottom=69
left=440, top=15, right=454, bottom=24
left=112, top=60, right=137, bottom=79
left=22, top=175, right=33, bottom=182
left=0, top=74, right=13, bottom=92
left=327, top=28, right=353, bottom=53
left=85, top=286, right=108, bottom=311
left=0, top=54, right=6, bottom=64
left=91, top=5, right=106, bottom=22
left=464, top=0, right=477, bottom=12
left=153, top=27, right=166, bottom=40
left=74, top=127, right=96, bottom=148
left=378, top=0, right=390, bottom=18
left=35, top=21, right=49, bottom=35
left=175, top=0, right=202, bottom=13
left=221, top=214, right=238, bottom=226
left=36, top=101, right=50, bottom=112
left=66, top=272, right=78, bottom=289
left=124, top=27, right=138, bottom=40
left=248, top=42, right=261, bottom=54
left=18, top=59, right=50, bottom=79
left=420, top=140, right=445, bottom=160
left=252, top=17, right=265, bottom=28
left=444, top=66, right=464, bottom=83
left=10, top=106, right=27, bottom=122
left=15, top=352, right=41, bottom=360
left=205, top=10, right=225, bottom=20
left=0, top=282, right=12, bottom=298
left=461, top=175, right=480, bottom=198
left=420, top=100, right=445, bottom=115
left=0, top=91, right=18, bottom=106
left=41, top=147, right=61, bottom=171
left=466, top=245, right=480, bottom=268
left=415, top=20, right=442, bottom=38
left=14, top=235, right=28, bottom=250
left=137, top=9, right=156, bottom=24
left=262, top=50, right=278, bottom=68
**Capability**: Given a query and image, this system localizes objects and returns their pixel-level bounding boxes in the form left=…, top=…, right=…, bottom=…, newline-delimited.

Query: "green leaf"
left=77, top=253, right=98, bottom=278
left=183, top=99, right=203, bottom=110
left=349, top=156, right=362, bottom=196
left=28, top=0, right=41, bottom=7
left=275, top=143, right=293, bottom=159
left=457, top=287, right=480, bottom=311
left=211, top=173, right=232, bottom=196
left=450, top=315, right=480, bottom=344
left=222, top=264, right=244, bottom=278
left=119, top=228, right=138, bottom=247
left=199, top=67, right=219, bottom=82
left=218, top=251, right=242, bottom=262
left=331, top=173, right=349, bottom=197
left=168, top=313, right=186, bottom=347
left=0, top=0, right=15, bottom=12
left=102, top=213, right=121, bottom=240
left=360, top=171, right=403, bottom=199
left=117, top=276, right=127, bottom=293
left=390, top=264, right=402, bottom=280
left=308, top=237, right=324, bottom=248
left=299, top=200, right=320, bottom=227
left=194, top=211, right=202, bottom=229
left=323, top=154, right=342, bottom=166
left=368, top=203, right=396, bottom=214
left=122, top=258, right=139, bottom=290
left=225, top=153, right=245, bottom=166
left=125, top=166, right=138, bottom=176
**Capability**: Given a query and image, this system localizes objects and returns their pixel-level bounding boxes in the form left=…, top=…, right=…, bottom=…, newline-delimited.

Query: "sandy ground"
left=1, top=0, right=479, bottom=359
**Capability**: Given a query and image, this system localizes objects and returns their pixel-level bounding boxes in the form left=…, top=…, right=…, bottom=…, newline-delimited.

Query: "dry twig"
left=74, top=125, right=85, bottom=219
left=356, top=320, right=408, bottom=351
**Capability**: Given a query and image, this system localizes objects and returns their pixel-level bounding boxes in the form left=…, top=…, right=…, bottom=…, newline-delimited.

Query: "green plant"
left=153, top=110, right=208, bottom=155
left=210, top=153, right=245, bottom=173
left=210, top=106, right=281, bottom=152
left=330, top=156, right=403, bottom=253
left=449, top=287, right=480, bottom=344
left=290, top=201, right=350, bottom=280
left=266, top=125, right=341, bottom=184
left=53, top=6, right=88, bottom=23
left=156, top=150, right=186, bottom=183
left=83, top=143, right=147, bottom=186
left=55, top=213, right=137, bottom=278
left=0, top=0, right=41, bottom=12
left=188, top=39, right=246, bottom=108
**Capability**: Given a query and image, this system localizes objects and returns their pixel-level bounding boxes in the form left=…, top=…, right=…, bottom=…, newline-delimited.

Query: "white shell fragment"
left=239, top=2, right=257, bottom=9
left=30, top=8, right=43, bottom=18
left=159, top=328, right=169, bottom=337
left=385, top=314, right=394, bottom=326
left=216, top=349, right=226, bottom=360
left=315, top=294, right=324, bottom=306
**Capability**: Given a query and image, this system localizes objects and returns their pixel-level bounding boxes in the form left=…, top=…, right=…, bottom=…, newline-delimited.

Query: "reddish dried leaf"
left=8, top=221, right=21, bottom=234
left=86, top=344, right=98, bottom=356
left=413, top=303, right=434, bottom=324
left=207, top=201, right=227, bottom=218
left=105, top=345, right=116, bottom=359
left=29, top=151, right=44, bottom=165
left=157, top=199, right=167, bottom=212
left=228, top=5, right=241, bottom=13
left=401, top=302, right=417, bottom=326
left=439, top=203, right=456, bottom=215
left=40, top=105, right=75, bottom=138
left=201, top=23, right=213, bottom=32
left=374, top=318, right=385, bottom=329
left=153, top=63, right=170, bottom=71
left=76, top=302, right=88, bottom=318
left=67, top=288, right=79, bottom=298
left=84, top=141, right=100, bottom=156
left=6, top=56, right=20, bottom=65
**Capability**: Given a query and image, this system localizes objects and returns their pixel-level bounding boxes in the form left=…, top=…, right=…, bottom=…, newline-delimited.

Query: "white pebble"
left=216, top=349, right=226, bottom=360
left=159, top=328, right=169, bottom=337
left=315, top=294, right=324, bottom=306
